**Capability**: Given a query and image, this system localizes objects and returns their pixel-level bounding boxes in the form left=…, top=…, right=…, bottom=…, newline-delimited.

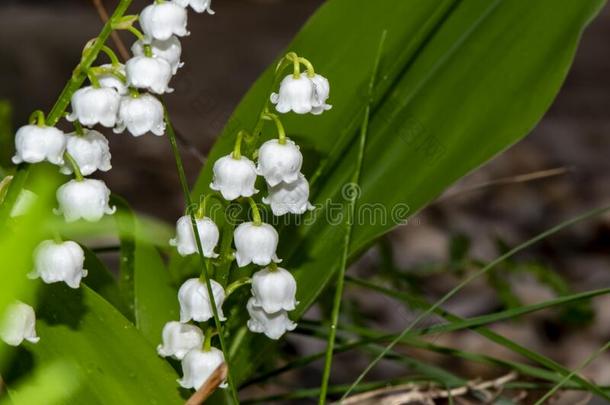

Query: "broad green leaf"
left=184, top=0, right=605, bottom=388
left=9, top=284, right=183, bottom=405
left=112, top=195, right=136, bottom=320
left=3, top=361, right=80, bottom=405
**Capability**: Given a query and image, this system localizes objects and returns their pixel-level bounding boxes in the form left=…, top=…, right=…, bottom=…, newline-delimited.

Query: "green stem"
left=126, top=25, right=145, bottom=42
left=28, top=110, right=46, bottom=127
left=128, top=87, right=140, bottom=98
left=203, top=327, right=213, bottom=352
left=232, top=130, right=244, bottom=160
left=319, top=31, right=386, bottom=405
left=52, top=230, right=63, bottom=244
left=163, top=107, right=239, bottom=404
left=72, top=120, right=85, bottom=136
left=100, top=45, right=121, bottom=67
left=298, top=57, right=316, bottom=78
left=87, top=69, right=101, bottom=88
left=286, top=53, right=301, bottom=79
left=246, top=197, right=262, bottom=226
left=225, top=277, right=252, bottom=297
left=261, top=112, right=286, bottom=144
left=64, top=152, right=84, bottom=181
left=143, top=44, right=153, bottom=58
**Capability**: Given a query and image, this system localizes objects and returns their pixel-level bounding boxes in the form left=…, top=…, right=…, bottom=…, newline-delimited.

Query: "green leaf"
left=111, top=196, right=136, bottom=321
left=3, top=362, right=80, bottom=405
left=11, top=284, right=183, bottom=405
left=184, top=0, right=605, bottom=387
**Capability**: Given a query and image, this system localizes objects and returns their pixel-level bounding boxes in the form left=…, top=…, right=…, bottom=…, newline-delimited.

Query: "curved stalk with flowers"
left=1, top=0, right=608, bottom=404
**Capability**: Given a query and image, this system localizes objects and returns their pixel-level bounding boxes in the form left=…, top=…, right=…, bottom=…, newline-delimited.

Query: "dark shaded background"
left=1, top=1, right=609, bottom=403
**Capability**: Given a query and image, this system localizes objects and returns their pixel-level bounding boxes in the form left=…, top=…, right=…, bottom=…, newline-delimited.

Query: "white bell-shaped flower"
left=10, top=189, right=38, bottom=218
left=0, top=301, right=39, bottom=347
left=310, top=74, right=332, bottom=115
left=126, top=55, right=173, bottom=94
left=29, top=240, right=88, bottom=289
left=233, top=222, right=280, bottom=267
left=132, top=36, right=183, bottom=75
left=178, top=347, right=226, bottom=390
left=157, top=321, right=204, bottom=360
left=97, top=63, right=128, bottom=95
left=246, top=297, right=296, bottom=340
left=173, top=0, right=215, bottom=14
left=60, top=130, right=111, bottom=176
left=270, top=74, right=315, bottom=114
left=140, top=2, right=189, bottom=42
left=55, top=179, right=116, bottom=222
left=169, top=215, right=219, bottom=257
left=263, top=174, right=314, bottom=216
left=178, top=278, right=226, bottom=323
left=12, top=125, right=66, bottom=165
left=66, top=86, right=120, bottom=128
left=114, top=93, right=165, bottom=137
left=209, top=154, right=258, bottom=201
left=251, top=267, right=297, bottom=313
left=256, top=138, right=302, bottom=187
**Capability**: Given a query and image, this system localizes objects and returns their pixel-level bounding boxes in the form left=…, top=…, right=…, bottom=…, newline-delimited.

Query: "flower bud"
left=29, top=240, right=88, bottom=289
left=132, top=36, right=183, bottom=75
left=60, top=130, right=111, bottom=176
left=0, top=301, right=39, bottom=346
left=114, top=93, right=165, bottom=137
left=209, top=155, right=258, bottom=201
left=178, top=278, right=226, bottom=323
left=263, top=174, right=314, bottom=216
left=66, top=86, right=120, bottom=128
left=12, top=125, right=66, bottom=166
left=233, top=222, right=280, bottom=267
left=170, top=215, right=219, bottom=257
left=310, top=74, right=332, bottom=115
left=97, top=63, right=128, bottom=95
left=256, top=138, right=302, bottom=187
left=140, top=2, right=189, bottom=42
left=126, top=55, right=173, bottom=94
left=157, top=321, right=204, bottom=360
left=251, top=267, right=297, bottom=313
left=246, top=297, right=296, bottom=340
left=55, top=179, right=116, bottom=222
left=178, top=347, right=226, bottom=390
left=173, top=0, right=215, bottom=14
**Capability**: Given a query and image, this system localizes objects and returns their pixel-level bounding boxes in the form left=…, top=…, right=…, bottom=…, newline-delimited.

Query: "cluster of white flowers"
left=161, top=52, right=330, bottom=391
left=2, top=1, right=212, bottom=348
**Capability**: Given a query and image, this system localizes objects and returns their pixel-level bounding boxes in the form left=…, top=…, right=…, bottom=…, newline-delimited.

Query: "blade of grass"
left=318, top=30, right=387, bottom=404
left=534, top=341, right=610, bottom=405
left=164, top=109, right=239, bottom=404
left=345, top=277, right=610, bottom=399
left=342, top=203, right=610, bottom=399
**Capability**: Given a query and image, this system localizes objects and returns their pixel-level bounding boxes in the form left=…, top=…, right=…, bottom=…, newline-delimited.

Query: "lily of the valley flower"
left=157, top=321, right=204, bottom=360
left=97, top=63, right=128, bottom=95
left=178, top=278, right=226, bottom=322
left=55, top=179, right=116, bottom=222
left=173, top=0, right=215, bottom=14
left=233, top=222, right=280, bottom=267
left=256, top=138, right=302, bottom=187
left=309, top=74, right=332, bottom=115
left=271, top=74, right=332, bottom=115
left=126, top=55, right=173, bottom=94
left=209, top=154, right=258, bottom=201
left=60, top=130, right=111, bottom=176
left=114, top=93, right=165, bottom=137
left=29, top=240, right=88, bottom=289
left=132, top=36, right=184, bottom=75
left=170, top=215, right=219, bottom=257
left=66, top=86, right=120, bottom=128
left=263, top=174, right=314, bottom=216
left=178, top=347, right=226, bottom=390
left=246, top=297, right=296, bottom=340
left=0, top=301, right=39, bottom=347
left=12, top=125, right=66, bottom=165
left=140, top=2, right=189, bottom=42
left=251, top=267, right=297, bottom=313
